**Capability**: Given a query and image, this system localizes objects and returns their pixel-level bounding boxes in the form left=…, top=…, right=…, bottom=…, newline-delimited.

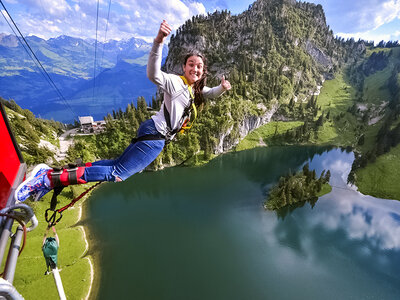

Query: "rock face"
left=215, top=103, right=278, bottom=153
left=160, top=0, right=366, bottom=157
left=305, top=40, right=332, bottom=69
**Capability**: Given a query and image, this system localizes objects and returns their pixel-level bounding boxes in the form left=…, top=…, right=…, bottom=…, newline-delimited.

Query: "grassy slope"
left=317, top=183, right=332, bottom=197
left=355, top=143, right=400, bottom=199
left=13, top=185, right=95, bottom=300
left=236, top=71, right=359, bottom=151
left=311, top=72, right=359, bottom=145
left=353, top=48, right=400, bottom=199
left=236, top=121, right=303, bottom=151
left=236, top=47, right=400, bottom=200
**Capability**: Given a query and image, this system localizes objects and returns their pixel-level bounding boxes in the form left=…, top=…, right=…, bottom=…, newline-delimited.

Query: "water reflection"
left=307, top=148, right=400, bottom=251
left=268, top=148, right=400, bottom=288
left=89, top=146, right=400, bottom=300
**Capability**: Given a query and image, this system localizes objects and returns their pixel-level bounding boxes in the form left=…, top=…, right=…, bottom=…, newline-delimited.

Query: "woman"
left=15, top=20, right=231, bottom=202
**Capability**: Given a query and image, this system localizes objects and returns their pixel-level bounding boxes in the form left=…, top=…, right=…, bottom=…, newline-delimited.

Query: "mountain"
left=57, top=0, right=372, bottom=168
left=0, top=34, right=167, bottom=122
left=3, top=0, right=400, bottom=201
left=161, top=0, right=366, bottom=154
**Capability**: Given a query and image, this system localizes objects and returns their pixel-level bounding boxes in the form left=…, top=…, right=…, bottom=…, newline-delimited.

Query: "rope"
left=0, top=0, right=77, bottom=118
left=92, top=0, right=100, bottom=101
left=46, top=182, right=103, bottom=226
left=58, top=182, right=102, bottom=213
left=99, top=0, right=112, bottom=69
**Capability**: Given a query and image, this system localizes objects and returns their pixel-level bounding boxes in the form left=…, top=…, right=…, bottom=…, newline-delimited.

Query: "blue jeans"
left=83, top=119, right=165, bottom=182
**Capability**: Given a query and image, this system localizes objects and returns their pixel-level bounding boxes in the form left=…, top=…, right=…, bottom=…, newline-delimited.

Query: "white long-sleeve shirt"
left=147, top=41, right=225, bottom=137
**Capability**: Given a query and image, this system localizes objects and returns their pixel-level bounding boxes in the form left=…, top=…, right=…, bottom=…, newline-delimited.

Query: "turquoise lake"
left=88, top=146, right=400, bottom=299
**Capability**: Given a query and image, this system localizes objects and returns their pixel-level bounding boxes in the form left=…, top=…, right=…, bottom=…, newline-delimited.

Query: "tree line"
left=1, top=98, right=65, bottom=165
left=265, top=162, right=331, bottom=210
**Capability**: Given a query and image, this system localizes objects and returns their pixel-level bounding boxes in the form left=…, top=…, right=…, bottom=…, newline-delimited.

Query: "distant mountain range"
left=0, top=33, right=168, bottom=122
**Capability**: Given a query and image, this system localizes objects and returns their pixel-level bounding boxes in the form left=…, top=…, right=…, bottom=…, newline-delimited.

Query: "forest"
left=264, top=162, right=331, bottom=210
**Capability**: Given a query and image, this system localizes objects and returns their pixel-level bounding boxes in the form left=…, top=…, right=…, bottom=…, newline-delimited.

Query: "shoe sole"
left=14, top=163, right=50, bottom=202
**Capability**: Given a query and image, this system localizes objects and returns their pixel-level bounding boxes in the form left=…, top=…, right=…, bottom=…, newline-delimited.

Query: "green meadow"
left=13, top=184, right=97, bottom=300
left=236, top=48, right=400, bottom=201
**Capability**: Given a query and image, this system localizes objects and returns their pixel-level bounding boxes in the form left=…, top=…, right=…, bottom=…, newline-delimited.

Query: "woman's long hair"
left=183, top=53, right=207, bottom=107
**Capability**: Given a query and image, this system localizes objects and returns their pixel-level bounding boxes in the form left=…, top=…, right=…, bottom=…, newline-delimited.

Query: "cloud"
left=0, top=0, right=207, bottom=41
left=311, top=0, right=400, bottom=33
left=22, top=0, right=71, bottom=17
left=106, top=0, right=206, bottom=40
left=307, top=154, right=400, bottom=251
left=391, top=30, right=400, bottom=40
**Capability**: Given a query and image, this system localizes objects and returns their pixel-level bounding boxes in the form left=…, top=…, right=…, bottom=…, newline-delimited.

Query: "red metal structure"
left=0, top=102, right=26, bottom=208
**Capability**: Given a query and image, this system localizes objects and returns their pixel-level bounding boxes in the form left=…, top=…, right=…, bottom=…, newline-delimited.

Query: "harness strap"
left=163, top=104, right=179, bottom=136
left=68, top=167, right=79, bottom=185
left=48, top=166, right=86, bottom=188
left=163, top=76, right=198, bottom=141
left=50, top=168, right=63, bottom=188
left=180, top=75, right=194, bottom=99
left=131, top=133, right=166, bottom=144
left=49, top=186, right=64, bottom=213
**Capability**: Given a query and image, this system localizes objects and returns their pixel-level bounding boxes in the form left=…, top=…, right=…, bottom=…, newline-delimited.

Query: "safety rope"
left=45, top=182, right=103, bottom=227
left=179, top=75, right=197, bottom=132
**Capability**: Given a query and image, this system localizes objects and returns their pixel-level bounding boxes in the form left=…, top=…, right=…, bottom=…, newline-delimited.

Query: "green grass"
left=316, top=183, right=332, bottom=197
left=318, top=72, right=355, bottom=112
left=312, top=72, right=360, bottom=144
left=365, top=47, right=393, bottom=56
left=355, top=143, right=400, bottom=200
left=123, top=55, right=149, bottom=66
left=363, top=66, right=393, bottom=105
left=235, top=72, right=361, bottom=151
left=235, top=121, right=303, bottom=151
left=235, top=61, right=400, bottom=201
left=12, top=184, right=96, bottom=300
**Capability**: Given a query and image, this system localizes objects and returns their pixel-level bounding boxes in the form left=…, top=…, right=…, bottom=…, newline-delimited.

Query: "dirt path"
left=55, top=128, right=78, bottom=162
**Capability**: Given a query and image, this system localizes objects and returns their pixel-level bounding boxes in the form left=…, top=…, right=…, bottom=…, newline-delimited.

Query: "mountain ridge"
left=0, top=33, right=167, bottom=121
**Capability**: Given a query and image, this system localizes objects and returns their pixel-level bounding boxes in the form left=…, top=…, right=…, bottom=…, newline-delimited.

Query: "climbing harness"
left=178, top=75, right=198, bottom=133
left=131, top=132, right=166, bottom=144
left=48, top=163, right=88, bottom=188
left=45, top=181, right=102, bottom=227
left=45, top=162, right=101, bottom=227
left=163, top=75, right=198, bottom=141
left=42, top=167, right=98, bottom=297
left=129, top=76, right=198, bottom=146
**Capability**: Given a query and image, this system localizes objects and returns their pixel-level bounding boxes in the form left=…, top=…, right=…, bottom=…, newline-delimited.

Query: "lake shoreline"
left=86, top=146, right=400, bottom=298
left=83, top=144, right=398, bottom=297
left=78, top=185, right=103, bottom=300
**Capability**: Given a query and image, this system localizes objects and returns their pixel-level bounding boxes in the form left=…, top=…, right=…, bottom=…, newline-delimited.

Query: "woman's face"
left=183, top=55, right=204, bottom=85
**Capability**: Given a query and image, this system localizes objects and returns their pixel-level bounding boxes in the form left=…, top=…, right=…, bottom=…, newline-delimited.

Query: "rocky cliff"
left=162, top=0, right=366, bottom=154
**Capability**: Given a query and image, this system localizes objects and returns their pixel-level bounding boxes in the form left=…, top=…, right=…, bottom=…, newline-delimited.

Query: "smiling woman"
left=15, top=19, right=232, bottom=202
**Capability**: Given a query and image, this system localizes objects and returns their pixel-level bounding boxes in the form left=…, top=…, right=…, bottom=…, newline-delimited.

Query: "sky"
left=0, top=0, right=399, bottom=44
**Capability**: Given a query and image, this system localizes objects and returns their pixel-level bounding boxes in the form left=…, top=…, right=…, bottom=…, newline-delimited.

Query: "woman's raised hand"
left=155, top=20, right=172, bottom=44
left=221, top=75, right=232, bottom=91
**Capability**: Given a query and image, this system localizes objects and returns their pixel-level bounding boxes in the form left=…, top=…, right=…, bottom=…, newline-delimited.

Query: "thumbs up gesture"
left=221, top=75, right=231, bottom=91
left=155, top=20, right=172, bottom=43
